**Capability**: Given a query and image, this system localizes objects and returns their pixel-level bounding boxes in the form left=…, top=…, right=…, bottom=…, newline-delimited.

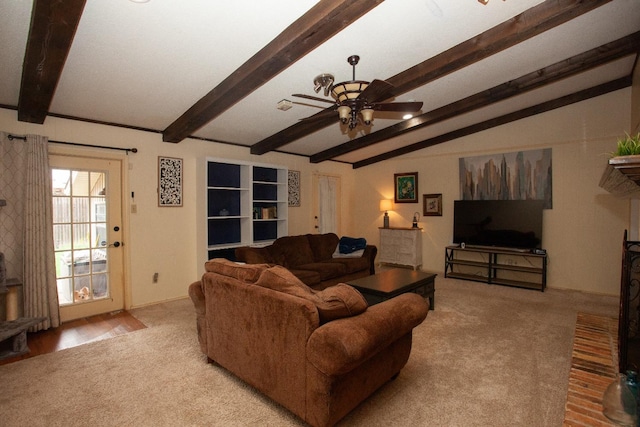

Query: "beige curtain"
left=0, top=132, right=59, bottom=330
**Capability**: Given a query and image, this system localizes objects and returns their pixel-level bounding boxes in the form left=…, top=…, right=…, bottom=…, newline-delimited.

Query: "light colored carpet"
left=0, top=277, right=618, bottom=426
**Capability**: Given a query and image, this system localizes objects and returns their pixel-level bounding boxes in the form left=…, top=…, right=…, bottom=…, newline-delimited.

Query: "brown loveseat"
left=235, top=233, right=376, bottom=290
left=189, top=259, right=429, bottom=427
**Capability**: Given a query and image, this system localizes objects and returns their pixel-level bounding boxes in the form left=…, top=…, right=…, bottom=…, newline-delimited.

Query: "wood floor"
left=0, top=310, right=146, bottom=366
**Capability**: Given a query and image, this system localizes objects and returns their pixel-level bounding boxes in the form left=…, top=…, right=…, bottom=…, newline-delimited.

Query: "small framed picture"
left=158, top=156, right=183, bottom=207
left=394, top=172, right=418, bottom=203
left=423, top=193, right=442, bottom=216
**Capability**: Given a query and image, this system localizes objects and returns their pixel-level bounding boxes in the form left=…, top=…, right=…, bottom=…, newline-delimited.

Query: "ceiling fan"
left=292, top=55, right=423, bottom=130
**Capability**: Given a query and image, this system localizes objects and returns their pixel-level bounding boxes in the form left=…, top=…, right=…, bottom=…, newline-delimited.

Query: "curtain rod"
left=7, top=134, right=138, bottom=154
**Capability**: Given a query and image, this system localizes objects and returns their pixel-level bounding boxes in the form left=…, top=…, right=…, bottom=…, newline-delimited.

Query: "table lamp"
left=380, top=199, right=392, bottom=228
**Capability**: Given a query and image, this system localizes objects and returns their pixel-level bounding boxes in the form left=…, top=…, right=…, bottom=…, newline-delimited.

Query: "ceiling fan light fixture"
left=337, top=105, right=351, bottom=124
left=403, top=113, right=413, bottom=120
left=293, top=55, right=422, bottom=132
left=331, top=81, right=369, bottom=103
left=313, top=73, right=334, bottom=95
left=361, top=108, right=374, bottom=125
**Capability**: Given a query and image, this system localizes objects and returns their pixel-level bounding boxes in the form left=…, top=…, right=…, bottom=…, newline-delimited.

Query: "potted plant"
left=612, top=132, right=640, bottom=157
left=602, top=132, right=640, bottom=194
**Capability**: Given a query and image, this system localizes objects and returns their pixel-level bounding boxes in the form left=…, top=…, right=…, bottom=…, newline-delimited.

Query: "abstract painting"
left=459, top=148, right=552, bottom=208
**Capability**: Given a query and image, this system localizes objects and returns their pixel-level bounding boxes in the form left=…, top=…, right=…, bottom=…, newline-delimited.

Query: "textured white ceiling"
left=0, top=0, right=638, bottom=166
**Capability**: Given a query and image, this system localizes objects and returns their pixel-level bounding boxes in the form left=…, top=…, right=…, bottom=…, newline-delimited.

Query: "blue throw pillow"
left=339, top=236, right=367, bottom=254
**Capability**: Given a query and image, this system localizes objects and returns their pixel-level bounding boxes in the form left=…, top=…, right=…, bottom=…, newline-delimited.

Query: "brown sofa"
left=235, top=233, right=376, bottom=290
left=189, top=259, right=429, bottom=427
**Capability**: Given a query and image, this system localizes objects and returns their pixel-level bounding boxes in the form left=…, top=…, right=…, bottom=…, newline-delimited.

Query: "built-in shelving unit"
left=252, top=166, right=288, bottom=246
left=444, top=245, right=547, bottom=291
left=206, top=159, right=287, bottom=260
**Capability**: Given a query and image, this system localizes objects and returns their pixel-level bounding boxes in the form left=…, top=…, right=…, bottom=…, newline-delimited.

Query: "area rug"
left=0, top=278, right=619, bottom=426
left=563, top=312, right=618, bottom=426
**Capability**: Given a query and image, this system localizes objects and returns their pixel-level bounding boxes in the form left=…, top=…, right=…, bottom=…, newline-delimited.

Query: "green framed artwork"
left=394, top=172, right=418, bottom=203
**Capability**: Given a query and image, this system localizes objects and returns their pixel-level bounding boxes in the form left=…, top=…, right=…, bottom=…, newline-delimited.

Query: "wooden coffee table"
left=347, top=268, right=436, bottom=309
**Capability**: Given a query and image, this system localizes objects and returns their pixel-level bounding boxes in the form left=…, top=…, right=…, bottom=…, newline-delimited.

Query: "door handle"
left=109, top=241, right=121, bottom=248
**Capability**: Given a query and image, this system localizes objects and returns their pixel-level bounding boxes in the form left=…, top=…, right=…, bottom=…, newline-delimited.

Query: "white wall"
left=0, top=108, right=353, bottom=308
left=0, top=86, right=633, bottom=304
left=352, top=88, right=632, bottom=295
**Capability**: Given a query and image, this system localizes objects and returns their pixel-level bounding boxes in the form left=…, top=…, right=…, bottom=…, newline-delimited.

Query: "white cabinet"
left=378, top=227, right=422, bottom=270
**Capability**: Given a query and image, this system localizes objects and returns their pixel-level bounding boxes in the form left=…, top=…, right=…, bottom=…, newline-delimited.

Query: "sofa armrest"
left=363, top=244, right=377, bottom=275
left=188, top=281, right=207, bottom=354
left=306, top=292, right=428, bottom=376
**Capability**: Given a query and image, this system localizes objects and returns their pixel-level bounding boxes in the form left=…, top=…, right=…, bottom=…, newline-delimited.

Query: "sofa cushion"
left=256, top=265, right=314, bottom=293
left=271, top=235, right=315, bottom=268
left=204, top=258, right=268, bottom=283
left=296, top=262, right=346, bottom=281
left=289, top=269, right=322, bottom=287
left=314, top=284, right=368, bottom=323
left=235, top=246, right=274, bottom=264
left=327, top=257, right=370, bottom=274
left=308, top=233, right=340, bottom=262
left=255, top=266, right=367, bottom=323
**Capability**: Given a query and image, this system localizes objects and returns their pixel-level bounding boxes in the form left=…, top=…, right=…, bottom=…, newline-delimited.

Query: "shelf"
left=599, top=157, right=640, bottom=197
left=610, top=155, right=640, bottom=184
left=448, top=260, right=490, bottom=269
left=445, top=245, right=546, bottom=291
left=492, top=264, right=544, bottom=274
left=208, top=215, right=248, bottom=220
left=491, top=278, right=543, bottom=290
left=206, top=159, right=288, bottom=259
left=445, top=272, right=489, bottom=282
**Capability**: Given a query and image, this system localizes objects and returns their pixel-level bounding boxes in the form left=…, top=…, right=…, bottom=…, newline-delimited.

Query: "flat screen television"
left=453, top=200, right=544, bottom=249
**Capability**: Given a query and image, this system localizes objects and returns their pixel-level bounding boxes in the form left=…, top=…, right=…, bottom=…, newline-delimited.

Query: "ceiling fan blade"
left=372, top=101, right=423, bottom=112
left=292, top=101, right=325, bottom=109
left=292, top=93, right=336, bottom=104
left=357, top=79, right=394, bottom=103
left=299, top=108, right=337, bottom=122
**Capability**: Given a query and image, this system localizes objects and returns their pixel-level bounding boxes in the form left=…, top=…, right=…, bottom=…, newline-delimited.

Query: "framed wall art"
left=459, top=148, right=552, bottom=208
left=394, top=172, right=418, bottom=203
left=423, top=193, right=442, bottom=216
left=158, top=156, right=183, bottom=207
left=288, top=170, right=300, bottom=207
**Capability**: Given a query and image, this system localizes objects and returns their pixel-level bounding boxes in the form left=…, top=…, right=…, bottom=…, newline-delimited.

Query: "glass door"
left=49, top=155, right=124, bottom=322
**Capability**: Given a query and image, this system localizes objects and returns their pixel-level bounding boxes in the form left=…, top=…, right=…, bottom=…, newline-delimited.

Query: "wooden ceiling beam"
left=386, top=0, right=612, bottom=94
left=353, top=77, right=631, bottom=169
left=310, top=32, right=640, bottom=163
left=162, top=0, right=383, bottom=143
left=18, top=0, right=86, bottom=124
left=250, top=0, right=612, bottom=156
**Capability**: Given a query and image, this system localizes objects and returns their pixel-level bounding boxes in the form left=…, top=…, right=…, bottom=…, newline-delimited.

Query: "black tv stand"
left=464, top=244, right=531, bottom=253
left=444, top=245, right=547, bottom=291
